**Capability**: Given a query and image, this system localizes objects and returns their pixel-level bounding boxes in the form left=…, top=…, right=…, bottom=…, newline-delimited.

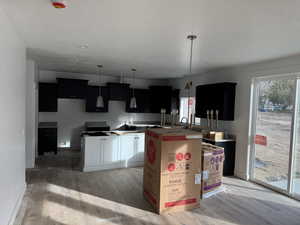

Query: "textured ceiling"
left=1, top=0, right=300, bottom=78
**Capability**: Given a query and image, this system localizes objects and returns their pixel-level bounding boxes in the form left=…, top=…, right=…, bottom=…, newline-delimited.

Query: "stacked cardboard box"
left=201, top=142, right=225, bottom=199
left=143, top=128, right=202, bottom=214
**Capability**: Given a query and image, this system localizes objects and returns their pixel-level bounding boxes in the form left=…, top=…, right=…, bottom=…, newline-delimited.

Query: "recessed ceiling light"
left=78, top=44, right=89, bottom=49
left=51, top=0, right=67, bottom=9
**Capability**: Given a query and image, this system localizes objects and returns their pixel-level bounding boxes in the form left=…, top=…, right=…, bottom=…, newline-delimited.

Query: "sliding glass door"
left=251, top=75, right=300, bottom=199
left=292, top=80, right=300, bottom=197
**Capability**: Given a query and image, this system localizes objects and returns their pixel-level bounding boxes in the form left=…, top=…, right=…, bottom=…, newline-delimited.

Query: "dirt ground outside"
left=254, top=111, right=300, bottom=188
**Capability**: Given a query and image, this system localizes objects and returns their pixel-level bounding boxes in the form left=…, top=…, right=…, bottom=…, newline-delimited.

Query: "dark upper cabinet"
left=149, top=86, right=173, bottom=114
left=195, top=82, right=237, bottom=121
left=39, top=83, right=58, bottom=112
left=107, top=83, right=130, bottom=101
left=85, top=86, right=109, bottom=112
left=171, top=89, right=180, bottom=112
left=126, top=89, right=151, bottom=113
left=57, top=78, right=88, bottom=99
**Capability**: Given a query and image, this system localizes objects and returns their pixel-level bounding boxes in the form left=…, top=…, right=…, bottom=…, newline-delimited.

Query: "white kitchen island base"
left=81, top=133, right=145, bottom=172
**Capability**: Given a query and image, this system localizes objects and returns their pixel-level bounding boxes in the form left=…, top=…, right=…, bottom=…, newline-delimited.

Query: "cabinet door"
left=221, top=84, right=236, bottom=120
left=101, top=136, right=120, bottom=163
left=149, top=86, right=172, bottom=113
left=126, top=89, right=151, bottom=113
left=57, top=78, right=88, bottom=99
left=134, top=133, right=145, bottom=162
left=101, top=137, right=114, bottom=164
left=107, top=83, right=130, bottom=101
left=85, top=138, right=101, bottom=167
left=171, top=89, right=180, bottom=112
left=39, top=83, right=57, bottom=112
left=38, top=128, right=57, bottom=155
left=120, top=135, right=135, bottom=162
left=86, top=86, right=109, bottom=112
left=195, top=83, right=236, bottom=120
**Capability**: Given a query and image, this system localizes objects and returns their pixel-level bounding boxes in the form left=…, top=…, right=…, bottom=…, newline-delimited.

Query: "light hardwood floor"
left=15, top=151, right=300, bottom=225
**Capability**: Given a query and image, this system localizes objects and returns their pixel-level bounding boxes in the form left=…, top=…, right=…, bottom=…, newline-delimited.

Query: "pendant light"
left=130, top=68, right=137, bottom=109
left=96, top=65, right=104, bottom=108
left=186, top=35, right=197, bottom=123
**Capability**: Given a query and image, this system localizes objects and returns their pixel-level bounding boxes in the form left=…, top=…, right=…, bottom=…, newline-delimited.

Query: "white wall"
left=39, top=70, right=168, bottom=149
left=169, top=54, right=300, bottom=180
left=0, top=7, right=26, bottom=225
left=25, top=59, right=37, bottom=168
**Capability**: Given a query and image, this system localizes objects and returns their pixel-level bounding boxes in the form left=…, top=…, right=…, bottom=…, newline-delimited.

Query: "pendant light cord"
left=97, top=65, right=103, bottom=95
left=187, top=35, right=197, bottom=74
left=189, top=38, right=194, bottom=74
left=132, top=68, right=136, bottom=97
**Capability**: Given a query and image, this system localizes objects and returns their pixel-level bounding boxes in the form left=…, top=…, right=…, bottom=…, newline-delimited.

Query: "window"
left=250, top=75, right=300, bottom=199
left=179, top=97, right=200, bottom=124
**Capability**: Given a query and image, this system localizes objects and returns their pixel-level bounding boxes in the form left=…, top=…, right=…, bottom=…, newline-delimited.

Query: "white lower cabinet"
left=82, top=133, right=145, bottom=172
left=120, top=133, right=145, bottom=167
left=82, top=135, right=121, bottom=172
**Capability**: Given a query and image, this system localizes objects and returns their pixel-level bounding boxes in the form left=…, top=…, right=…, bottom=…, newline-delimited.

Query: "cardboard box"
left=143, top=128, right=202, bottom=214
left=209, top=131, right=224, bottom=141
left=201, top=143, right=224, bottom=199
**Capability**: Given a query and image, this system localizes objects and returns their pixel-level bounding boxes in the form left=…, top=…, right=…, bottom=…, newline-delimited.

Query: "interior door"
left=251, top=77, right=296, bottom=192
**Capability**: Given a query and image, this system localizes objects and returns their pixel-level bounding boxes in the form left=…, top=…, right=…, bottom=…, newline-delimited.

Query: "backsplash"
left=39, top=99, right=161, bottom=149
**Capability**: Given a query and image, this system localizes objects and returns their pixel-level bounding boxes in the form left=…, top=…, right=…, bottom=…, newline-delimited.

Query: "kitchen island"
left=81, top=131, right=145, bottom=172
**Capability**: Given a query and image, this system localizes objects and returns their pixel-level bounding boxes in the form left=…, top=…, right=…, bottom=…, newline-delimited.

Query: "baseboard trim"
left=8, top=183, right=26, bottom=225
left=234, top=170, right=249, bottom=181
left=83, top=161, right=144, bottom=172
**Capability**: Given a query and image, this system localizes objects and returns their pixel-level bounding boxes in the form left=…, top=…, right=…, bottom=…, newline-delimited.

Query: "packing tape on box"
left=195, top=173, right=202, bottom=184
left=202, top=170, right=209, bottom=180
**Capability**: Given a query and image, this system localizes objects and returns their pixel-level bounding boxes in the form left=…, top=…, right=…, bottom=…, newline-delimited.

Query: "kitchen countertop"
left=202, top=137, right=235, bottom=142
left=39, top=122, right=57, bottom=128
left=81, top=130, right=145, bottom=137
left=110, top=130, right=145, bottom=135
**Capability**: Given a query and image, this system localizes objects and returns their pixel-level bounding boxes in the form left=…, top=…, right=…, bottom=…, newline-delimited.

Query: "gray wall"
left=169, top=54, right=300, bottom=180
left=39, top=70, right=168, bottom=149
left=0, top=7, right=26, bottom=225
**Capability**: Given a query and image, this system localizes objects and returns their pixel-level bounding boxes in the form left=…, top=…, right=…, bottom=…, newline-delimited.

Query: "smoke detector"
left=51, top=0, right=67, bottom=9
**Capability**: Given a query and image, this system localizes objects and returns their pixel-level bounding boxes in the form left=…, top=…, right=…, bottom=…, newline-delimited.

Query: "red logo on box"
left=176, top=153, right=184, bottom=161
left=184, top=153, right=191, bottom=160
left=168, top=163, right=175, bottom=172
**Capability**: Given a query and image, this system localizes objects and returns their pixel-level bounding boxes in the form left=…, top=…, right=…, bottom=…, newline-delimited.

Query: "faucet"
left=180, top=117, right=189, bottom=128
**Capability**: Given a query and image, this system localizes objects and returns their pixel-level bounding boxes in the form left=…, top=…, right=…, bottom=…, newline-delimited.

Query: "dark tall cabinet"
left=38, top=123, right=58, bottom=155
left=39, top=83, right=58, bottom=112
left=196, top=82, right=236, bottom=120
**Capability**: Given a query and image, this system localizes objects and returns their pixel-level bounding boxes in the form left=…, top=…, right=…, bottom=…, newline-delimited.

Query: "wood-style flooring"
left=14, top=150, right=300, bottom=225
